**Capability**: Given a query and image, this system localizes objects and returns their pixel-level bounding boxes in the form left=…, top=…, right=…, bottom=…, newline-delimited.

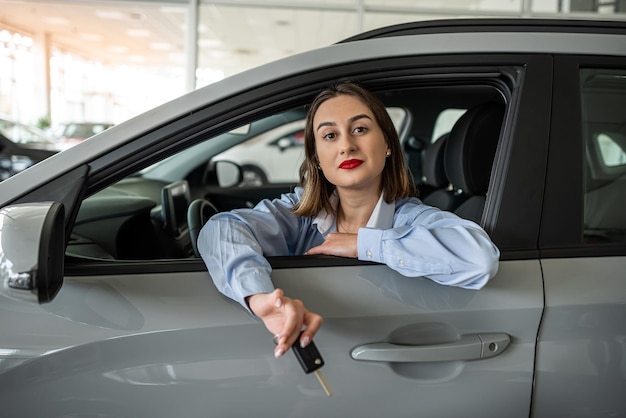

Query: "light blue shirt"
left=198, top=187, right=500, bottom=311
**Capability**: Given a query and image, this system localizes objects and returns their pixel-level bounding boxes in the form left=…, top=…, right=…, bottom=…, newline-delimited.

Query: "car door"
left=0, top=53, right=551, bottom=417
left=531, top=57, right=626, bottom=417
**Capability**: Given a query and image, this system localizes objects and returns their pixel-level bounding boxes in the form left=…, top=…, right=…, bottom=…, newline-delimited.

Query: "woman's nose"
left=339, top=132, right=356, bottom=154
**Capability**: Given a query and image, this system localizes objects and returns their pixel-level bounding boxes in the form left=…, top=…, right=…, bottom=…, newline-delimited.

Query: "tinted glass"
left=581, top=68, right=626, bottom=243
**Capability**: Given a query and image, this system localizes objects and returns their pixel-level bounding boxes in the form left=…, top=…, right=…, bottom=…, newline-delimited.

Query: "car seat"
left=444, top=101, right=505, bottom=224
left=403, top=135, right=425, bottom=192
left=420, top=133, right=452, bottom=205
left=422, top=102, right=504, bottom=223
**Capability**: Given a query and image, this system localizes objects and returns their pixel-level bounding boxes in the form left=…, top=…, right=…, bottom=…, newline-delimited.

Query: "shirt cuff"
left=357, top=227, right=384, bottom=263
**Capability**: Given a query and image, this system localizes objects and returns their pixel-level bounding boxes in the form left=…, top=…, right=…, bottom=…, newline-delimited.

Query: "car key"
left=292, top=331, right=333, bottom=397
left=275, top=331, right=333, bottom=397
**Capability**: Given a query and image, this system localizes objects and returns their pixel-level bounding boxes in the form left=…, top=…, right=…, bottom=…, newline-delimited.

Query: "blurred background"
left=1, top=0, right=625, bottom=145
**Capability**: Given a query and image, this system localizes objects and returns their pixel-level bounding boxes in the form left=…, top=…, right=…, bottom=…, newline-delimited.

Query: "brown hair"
left=293, top=82, right=417, bottom=217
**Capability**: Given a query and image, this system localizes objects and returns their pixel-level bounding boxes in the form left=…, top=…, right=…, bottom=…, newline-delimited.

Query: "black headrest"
left=421, top=133, right=449, bottom=188
left=444, top=102, right=505, bottom=195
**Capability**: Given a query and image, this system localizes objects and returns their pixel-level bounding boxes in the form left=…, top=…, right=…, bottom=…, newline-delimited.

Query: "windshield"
left=0, top=118, right=53, bottom=144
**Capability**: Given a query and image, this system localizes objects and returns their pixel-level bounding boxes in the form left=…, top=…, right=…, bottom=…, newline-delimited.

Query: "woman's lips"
left=339, top=159, right=364, bottom=169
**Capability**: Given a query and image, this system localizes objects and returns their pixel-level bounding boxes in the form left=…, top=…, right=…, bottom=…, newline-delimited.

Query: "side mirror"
left=215, top=160, right=243, bottom=187
left=277, top=137, right=292, bottom=152
left=0, top=202, right=65, bottom=304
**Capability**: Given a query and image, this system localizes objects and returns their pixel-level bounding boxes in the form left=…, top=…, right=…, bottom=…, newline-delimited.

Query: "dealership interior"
left=1, top=0, right=625, bottom=134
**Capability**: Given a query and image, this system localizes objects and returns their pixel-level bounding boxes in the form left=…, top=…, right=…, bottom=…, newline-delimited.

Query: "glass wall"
left=1, top=1, right=187, bottom=131
left=0, top=29, right=36, bottom=123
left=49, top=48, right=185, bottom=125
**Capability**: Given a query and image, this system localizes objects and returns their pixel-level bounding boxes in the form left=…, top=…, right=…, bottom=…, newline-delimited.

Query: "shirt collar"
left=312, top=190, right=394, bottom=236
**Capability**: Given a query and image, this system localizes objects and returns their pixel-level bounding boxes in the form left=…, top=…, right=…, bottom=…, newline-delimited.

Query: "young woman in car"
left=198, top=82, right=500, bottom=359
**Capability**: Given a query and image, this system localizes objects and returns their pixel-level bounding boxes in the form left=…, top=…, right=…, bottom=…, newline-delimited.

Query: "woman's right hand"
left=246, top=288, right=323, bottom=359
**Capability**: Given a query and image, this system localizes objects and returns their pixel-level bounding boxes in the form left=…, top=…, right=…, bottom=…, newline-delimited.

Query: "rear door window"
left=581, top=68, right=626, bottom=243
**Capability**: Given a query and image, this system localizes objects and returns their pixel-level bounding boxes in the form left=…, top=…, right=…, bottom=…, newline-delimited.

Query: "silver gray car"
left=0, top=18, right=625, bottom=417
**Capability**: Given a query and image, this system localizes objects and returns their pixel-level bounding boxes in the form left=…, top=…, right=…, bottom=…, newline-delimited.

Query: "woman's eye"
left=353, top=126, right=368, bottom=134
left=322, top=132, right=336, bottom=141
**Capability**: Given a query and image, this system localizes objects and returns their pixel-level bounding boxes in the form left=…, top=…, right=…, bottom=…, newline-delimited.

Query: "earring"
left=385, top=149, right=391, bottom=157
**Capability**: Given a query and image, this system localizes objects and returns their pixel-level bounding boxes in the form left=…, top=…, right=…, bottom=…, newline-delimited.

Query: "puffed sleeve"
left=357, top=201, right=499, bottom=289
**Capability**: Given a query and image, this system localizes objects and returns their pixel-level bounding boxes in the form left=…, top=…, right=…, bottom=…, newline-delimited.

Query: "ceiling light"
left=150, top=42, right=173, bottom=51
left=108, top=45, right=128, bottom=54
left=199, top=39, right=222, bottom=48
left=94, top=10, right=127, bottom=20
left=207, top=50, right=227, bottom=58
left=160, top=6, right=186, bottom=14
left=41, top=16, right=69, bottom=25
left=126, top=29, right=151, bottom=38
left=0, top=30, right=11, bottom=43
left=94, top=10, right=144, bottom=21
left=79, top=33, right=103, bottom=42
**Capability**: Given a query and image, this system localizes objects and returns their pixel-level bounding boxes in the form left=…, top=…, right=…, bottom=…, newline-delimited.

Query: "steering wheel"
left=187, top=199, right=219, bottom=257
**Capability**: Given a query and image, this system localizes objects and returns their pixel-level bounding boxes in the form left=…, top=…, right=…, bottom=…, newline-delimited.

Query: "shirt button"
left=366, top=250, right=373, bottom=259
left=399, top=259, right=405, bottom=266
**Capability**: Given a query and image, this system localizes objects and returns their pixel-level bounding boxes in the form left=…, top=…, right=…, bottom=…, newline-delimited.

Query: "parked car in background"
left=212, top=119, right=306, bottom=184
left=0, top=115, right=63, bottom=180
left=51, top=121, right=113, bottom=146
left=0, top=19, right=625, bottom=418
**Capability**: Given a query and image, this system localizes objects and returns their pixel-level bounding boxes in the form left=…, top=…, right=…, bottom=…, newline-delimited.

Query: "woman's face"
left=313, top=94, right=389, bottom=194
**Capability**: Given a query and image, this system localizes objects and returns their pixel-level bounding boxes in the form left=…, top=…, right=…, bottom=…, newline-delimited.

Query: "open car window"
left=67, top=74, right=511, bottom=263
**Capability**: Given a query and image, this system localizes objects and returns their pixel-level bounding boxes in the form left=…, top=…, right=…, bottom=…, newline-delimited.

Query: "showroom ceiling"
left=0, top=0, right=623, bottom=76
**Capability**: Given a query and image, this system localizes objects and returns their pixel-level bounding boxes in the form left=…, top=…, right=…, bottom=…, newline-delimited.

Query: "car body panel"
left=1, top=260, right=542, bottom=417
left=533, top=257, right=626, bottom=416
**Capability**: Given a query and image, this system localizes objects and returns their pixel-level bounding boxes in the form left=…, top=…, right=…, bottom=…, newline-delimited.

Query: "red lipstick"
left=339, top=159, right=364, bottom=169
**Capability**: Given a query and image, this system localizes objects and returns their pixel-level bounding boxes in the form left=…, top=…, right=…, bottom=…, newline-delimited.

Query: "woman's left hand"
left=305, top=232, right=358, bottom=258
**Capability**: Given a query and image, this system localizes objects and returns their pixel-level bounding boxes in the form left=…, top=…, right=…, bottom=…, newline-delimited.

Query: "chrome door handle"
left=350, top=333, right=510, bottom=362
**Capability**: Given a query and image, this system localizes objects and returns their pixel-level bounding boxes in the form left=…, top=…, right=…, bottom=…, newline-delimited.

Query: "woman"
left=198, top=82, right=500, bottom=359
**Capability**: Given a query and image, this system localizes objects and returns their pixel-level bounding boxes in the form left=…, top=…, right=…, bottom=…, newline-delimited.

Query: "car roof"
left=340, top=18, right=626, bottom=42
